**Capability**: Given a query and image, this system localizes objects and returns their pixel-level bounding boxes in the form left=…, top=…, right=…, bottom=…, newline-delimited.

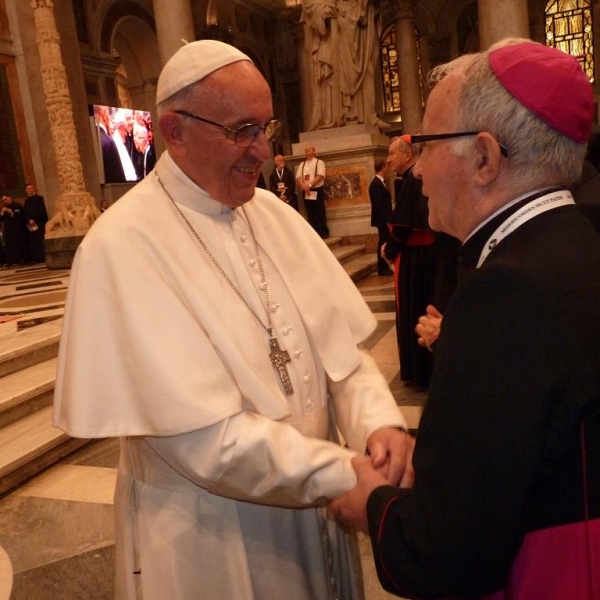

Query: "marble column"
left=477, top=0, right=530, bottom=50
left=394, top=0, right=423, bottom=133
left=31, top=0, right=101, bottom=268
left=152, top=0, right=195, bottom=67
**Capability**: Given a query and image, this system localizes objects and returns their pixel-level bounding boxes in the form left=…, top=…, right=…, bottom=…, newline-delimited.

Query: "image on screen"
left=90, top=104, right=156, bottom=184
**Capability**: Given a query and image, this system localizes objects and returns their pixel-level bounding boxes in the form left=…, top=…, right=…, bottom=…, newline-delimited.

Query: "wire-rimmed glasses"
left=174, top=109, right=282, bottom=148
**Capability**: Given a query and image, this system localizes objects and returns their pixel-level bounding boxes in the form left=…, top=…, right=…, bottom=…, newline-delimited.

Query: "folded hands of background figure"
left=328, top=427, right=415, bottom=532
left=416, top=304, right=443, bottom=351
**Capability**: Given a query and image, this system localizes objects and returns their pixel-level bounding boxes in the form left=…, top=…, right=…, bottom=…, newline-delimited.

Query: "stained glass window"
left=381, top=26, right=401, bottom=113
left=545, top=0, right=594, bottom=82
left=380, top=26, right=422, bottom=115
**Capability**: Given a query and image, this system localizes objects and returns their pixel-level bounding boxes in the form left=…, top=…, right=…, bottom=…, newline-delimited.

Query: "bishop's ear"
left=473, top=132, right=503, bottom=187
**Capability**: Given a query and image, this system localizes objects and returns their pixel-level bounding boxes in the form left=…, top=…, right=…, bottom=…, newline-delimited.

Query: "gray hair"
left=390, top=136, right=412, bottom=154
left=157, top=81, right=204, bottom=117
left=428, top=38, right=586, bottom=189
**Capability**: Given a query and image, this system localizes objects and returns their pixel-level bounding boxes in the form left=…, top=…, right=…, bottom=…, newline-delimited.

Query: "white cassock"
left=53, top=152, right=407, bottom=600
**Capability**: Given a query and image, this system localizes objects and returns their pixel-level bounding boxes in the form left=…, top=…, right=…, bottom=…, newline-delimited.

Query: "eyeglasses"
left=408, top=131, right=509, bottom=158
left=174, top=110, right=282, bottom=148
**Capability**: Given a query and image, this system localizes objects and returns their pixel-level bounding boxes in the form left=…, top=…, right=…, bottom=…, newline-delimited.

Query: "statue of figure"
left=301, top=0, right=383, bottom=130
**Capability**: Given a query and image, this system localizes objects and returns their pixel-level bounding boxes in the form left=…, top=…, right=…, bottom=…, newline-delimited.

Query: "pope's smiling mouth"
left=237, top=166, right=256, bottom=175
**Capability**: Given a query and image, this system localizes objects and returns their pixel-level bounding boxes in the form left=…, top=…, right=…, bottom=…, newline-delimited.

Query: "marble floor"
left=0, top=266, right=426, bottom=600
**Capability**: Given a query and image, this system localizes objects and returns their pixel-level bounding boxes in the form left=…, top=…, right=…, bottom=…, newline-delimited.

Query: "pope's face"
left=177, top=62, right=273, bottom=209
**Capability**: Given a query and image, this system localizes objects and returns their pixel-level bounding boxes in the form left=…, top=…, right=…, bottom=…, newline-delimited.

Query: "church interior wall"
left=1, top=0, right=599, bottom=227
left=5, top=0, right=58, bottom=209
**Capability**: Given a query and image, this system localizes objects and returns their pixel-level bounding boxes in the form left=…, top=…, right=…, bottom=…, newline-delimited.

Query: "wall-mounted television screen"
left=89, top=104, right=156, bottom=184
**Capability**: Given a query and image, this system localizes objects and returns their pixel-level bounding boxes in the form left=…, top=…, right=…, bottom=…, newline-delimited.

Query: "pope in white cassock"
left=53, top=40, right=413, bottom=600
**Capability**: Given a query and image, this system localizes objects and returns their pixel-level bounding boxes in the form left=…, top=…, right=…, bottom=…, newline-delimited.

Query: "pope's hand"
left=328, top=456, right=388, bottom=533
left=366, top=427, right=415, bottom=487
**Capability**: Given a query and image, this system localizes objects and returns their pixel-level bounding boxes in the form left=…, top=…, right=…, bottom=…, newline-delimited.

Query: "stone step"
left=365, top=296, right=396, bottom=313
left=0, top=404, right=89, bottom=497
left=324, top=236, right=343, bottom=250
left=0, top=357, right=57, bottom=428
left=332, top=243, right=368, bottom=264
left=343, top=253, right=378, bottom=281
left=0, top=319, right=61, bottom=378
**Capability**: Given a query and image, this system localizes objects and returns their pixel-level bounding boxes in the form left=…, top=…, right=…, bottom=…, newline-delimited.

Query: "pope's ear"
left=159, top=113, right=184, bottom=146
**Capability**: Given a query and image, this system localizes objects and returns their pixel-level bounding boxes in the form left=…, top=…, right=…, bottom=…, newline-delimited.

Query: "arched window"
left=545, top=0, right=594, bottom=82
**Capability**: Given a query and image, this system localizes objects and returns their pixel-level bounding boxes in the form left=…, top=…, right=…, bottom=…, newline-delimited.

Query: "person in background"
left=368, top=159, right=393, bottom=276
left=269, top=154, right=299, bottom=211
left=383, top=135, right=436, bottom=390
left=571, top=126, right=600, bottom=233
left=296, top=145, right=328, bottom=238
left=330, top=38, right=600, bottom=600
left=111, top=110, right=138, bottom=182
left=0, top=193, right=26, bottom=266
left=122, top=108, right=136, bottom=160
left=94, top=104, right=126, bottom=183
left=53, top=39, right=413, bottom=600
left=132, top=123, right=156, bottom=180
left=23, top=183, right=48, bottom=263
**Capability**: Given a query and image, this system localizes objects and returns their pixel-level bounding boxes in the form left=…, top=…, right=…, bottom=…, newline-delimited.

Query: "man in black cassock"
left=23, top=183, right=48, bottom=263
left=1, top=193, right=26, bottom=266
left=383, top=136, right=436, bottom=390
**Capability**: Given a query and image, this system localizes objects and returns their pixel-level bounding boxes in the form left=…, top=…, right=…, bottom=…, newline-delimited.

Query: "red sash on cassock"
left=390, top=227, right=435, bottom=314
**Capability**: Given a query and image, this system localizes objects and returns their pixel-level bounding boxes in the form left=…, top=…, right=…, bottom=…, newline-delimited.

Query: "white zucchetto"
left=156, top=40, right=252, bottom=105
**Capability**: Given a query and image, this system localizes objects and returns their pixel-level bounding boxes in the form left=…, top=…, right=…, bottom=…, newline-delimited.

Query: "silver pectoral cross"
left=269, top=336, right=294, bottom=396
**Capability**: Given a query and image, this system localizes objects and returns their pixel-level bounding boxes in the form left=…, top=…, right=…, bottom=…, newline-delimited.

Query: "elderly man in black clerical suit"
left=330, top=39, right=600, bottom=600
left=268, top=154, right=298, bottom=211
left=368, top=159, right=393, bottom=276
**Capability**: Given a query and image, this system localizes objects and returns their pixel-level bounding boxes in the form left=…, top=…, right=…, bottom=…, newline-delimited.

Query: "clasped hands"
left=415, top=304, right=443, bottom=352
left=328, top=427, right=415, bottom=533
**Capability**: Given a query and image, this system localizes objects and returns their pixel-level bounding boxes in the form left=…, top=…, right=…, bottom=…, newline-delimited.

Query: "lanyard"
left=477, top=190, right=574, bottom=268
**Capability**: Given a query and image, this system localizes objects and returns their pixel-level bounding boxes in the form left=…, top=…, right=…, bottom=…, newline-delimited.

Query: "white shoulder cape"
left=53, top=153, right=376, bottom=437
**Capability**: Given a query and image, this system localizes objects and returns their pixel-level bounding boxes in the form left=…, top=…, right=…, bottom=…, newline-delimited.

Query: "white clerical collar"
left=376, top=174, right=385, bottom=182
left=159, top=151, right=231, bottom=215
left=464, top=187, right=554, bottom=243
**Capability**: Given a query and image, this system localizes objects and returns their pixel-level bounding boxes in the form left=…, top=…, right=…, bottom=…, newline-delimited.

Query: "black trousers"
left=304, top=188, right=329, bottom=238
left=376, top=224, right=391, bottom=273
